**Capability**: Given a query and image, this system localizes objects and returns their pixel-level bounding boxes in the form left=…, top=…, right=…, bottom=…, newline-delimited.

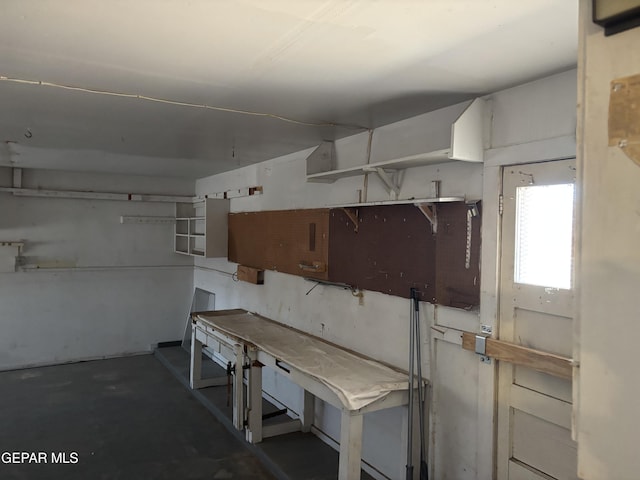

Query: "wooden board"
left=461, top=332, right=573, bottom=379
left=609, top=73, right=640, bottom=166
left=435, top=202, right=481, bottom=309
left=236, top=265, right=264, bottom=285
left=328, top=204, right=437, bottom=301
left=228, top=209, right=329, bottom=280
left=328, top=203, right=481, bottom=306
left=229, top=204, right=481, bottom=307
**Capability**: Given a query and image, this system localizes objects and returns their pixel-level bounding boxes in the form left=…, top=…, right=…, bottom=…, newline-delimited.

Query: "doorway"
left=497, top=159, right=578, bottom=480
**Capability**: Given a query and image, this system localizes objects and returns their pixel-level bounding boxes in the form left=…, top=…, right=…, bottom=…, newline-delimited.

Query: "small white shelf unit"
left=175, top=198, right=229, bottom=257
left=306, top=98, right=486, bottom=198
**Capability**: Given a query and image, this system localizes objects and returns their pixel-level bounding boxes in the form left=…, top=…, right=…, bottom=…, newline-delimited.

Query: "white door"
left=497, top=159, right=578, bottom=480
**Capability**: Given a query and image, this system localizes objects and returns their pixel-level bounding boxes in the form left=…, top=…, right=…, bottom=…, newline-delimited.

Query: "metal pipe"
left=414, top=290, right=428, bottom=479
left=406, top=290, right=415, bottom=479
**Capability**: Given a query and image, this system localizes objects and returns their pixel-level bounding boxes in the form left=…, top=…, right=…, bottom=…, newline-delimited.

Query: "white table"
left=190, top=309, right=413, bottom=480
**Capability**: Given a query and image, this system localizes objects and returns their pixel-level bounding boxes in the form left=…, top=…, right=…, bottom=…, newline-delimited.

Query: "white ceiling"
left=0, top=0, right=578, bottom=179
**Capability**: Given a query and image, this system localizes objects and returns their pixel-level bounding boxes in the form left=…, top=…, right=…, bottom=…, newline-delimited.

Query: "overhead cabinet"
left=306, top=98, right=486, bottom=195
left=175, top=198, right=229, bottom=257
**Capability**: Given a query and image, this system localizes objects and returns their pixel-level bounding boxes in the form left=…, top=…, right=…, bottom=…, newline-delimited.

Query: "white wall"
left=193, top=69, right=577, bottom=480
left=575, top=3, right=640, bottom=479
left=0, top=167, right=195, bottom=370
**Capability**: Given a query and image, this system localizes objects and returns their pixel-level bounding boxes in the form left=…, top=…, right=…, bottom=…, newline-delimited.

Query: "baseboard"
left=0, top=350, right=152, bottom=373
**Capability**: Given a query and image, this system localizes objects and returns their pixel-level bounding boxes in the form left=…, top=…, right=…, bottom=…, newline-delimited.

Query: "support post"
left=301, top=390, right=315, bottom=432
left=190, top=327, right=203, bottom=389
left=246, top=349, right=263, bottom=443
left=232, top=343, right=246, bottom=431
left=338, top=410, right=364, bottom=480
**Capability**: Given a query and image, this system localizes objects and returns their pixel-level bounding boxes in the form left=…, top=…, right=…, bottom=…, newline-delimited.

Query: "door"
left=497, top=159, right=577, bottom=480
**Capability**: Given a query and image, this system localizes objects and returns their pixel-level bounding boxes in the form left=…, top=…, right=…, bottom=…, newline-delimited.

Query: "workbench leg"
left=246, top=350, right=263, bottom=443
left=301, top=389, right=314, bottom=433
left=338, top=410, right=363, bottom=480
left=232, top=343, right=245, bottom=431
left=190, top=328, right=203, bottom=389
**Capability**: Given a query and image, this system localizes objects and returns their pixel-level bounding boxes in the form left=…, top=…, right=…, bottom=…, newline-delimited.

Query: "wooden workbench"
left=190, top=309, right=413, bottom=480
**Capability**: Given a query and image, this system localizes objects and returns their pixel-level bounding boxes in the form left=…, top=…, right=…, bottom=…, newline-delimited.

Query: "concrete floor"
left=0, top=351, right=377, bottom=480
left=0, top=355, right=275, bottom=480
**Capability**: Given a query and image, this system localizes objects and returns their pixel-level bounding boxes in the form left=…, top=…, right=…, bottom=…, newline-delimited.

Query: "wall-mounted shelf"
left=331, top=192, right=473, bottom=234
left=306, top=98, right=486, bottom=198
left=330, top=196, right=465, bottom=208
left=307, top=149, right=452, bottom=183
left=175, top=199, right=229, bottom=257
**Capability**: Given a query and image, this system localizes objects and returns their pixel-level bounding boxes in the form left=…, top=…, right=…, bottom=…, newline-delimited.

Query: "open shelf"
left=331, top=196, right=465, bottom=208
left=306, top=98, right=486, bottom=199
left=174, top=199, right=229, bottom=257
left=307, top=149, right=451, bottom=183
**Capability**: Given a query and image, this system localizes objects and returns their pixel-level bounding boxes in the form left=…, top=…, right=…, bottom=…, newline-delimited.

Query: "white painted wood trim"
left=485, top=135, right=576, bottom=167
left=477, top=164, right=502, bottom=480
left=510, top=384, right=572, bottom=431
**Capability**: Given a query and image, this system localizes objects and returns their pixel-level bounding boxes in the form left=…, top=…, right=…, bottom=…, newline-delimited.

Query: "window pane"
left=514, top=183, right=574, bottom=289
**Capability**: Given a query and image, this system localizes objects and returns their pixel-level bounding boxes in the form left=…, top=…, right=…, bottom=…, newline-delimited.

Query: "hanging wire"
left=0, top=75, right=367, bottom=131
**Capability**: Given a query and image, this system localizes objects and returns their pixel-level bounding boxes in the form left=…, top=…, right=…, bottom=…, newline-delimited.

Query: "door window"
left=514, top=183, right=575, bottom=289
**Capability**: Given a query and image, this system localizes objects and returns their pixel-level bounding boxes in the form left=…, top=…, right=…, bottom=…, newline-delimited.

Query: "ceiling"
left=0, top=0, right=578, bottom=179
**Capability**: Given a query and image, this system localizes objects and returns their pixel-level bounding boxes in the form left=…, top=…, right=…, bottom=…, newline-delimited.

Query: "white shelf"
left=306, top=98, right=485, bottom=191
left=331, top=196, right=472, bottom=234
left=331, top=196, right=464, bottom=208
left=307, top=149, right=451, bottom=183
left=174, top=198, right=229, bottom=258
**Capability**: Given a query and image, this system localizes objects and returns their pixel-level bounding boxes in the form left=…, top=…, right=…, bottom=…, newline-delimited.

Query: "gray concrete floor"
left=0, top=354, right=275, bottom=480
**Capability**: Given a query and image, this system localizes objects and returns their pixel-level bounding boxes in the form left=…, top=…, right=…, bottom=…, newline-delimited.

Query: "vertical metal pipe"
left=406, top=292, right=415, bottom=479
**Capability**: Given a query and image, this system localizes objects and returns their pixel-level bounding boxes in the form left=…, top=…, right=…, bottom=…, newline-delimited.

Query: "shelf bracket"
left=416, top=203, right=437, bottom=233
left=340, top=208, right=359, bottom=233
left=363, top=167, right=400, bottom=199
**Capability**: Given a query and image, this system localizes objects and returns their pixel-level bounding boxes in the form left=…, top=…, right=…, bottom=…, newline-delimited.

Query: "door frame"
left=479, top=142, right=576, bottom=480
left=496, top=158, right=576, bottom=480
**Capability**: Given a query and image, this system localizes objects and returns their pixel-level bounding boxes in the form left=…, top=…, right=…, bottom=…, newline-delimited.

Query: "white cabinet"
left=175, top=199, right=229, bottom=257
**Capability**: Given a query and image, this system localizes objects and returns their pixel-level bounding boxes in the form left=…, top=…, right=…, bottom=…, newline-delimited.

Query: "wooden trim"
left=236, top=265, right=264, bottom=285
left=461, top=332, right=573, bottom=379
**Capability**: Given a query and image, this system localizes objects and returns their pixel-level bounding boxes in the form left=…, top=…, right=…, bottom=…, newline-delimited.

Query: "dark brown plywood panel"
left=328, top=205, right=436, bottom=301
left=228, top=209, right=329, bottom=280
left=435, top=202, right=481, bottom=309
